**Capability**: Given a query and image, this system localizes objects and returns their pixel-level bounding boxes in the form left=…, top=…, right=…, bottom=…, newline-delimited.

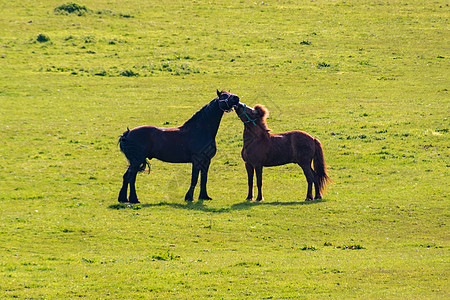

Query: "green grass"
left=0, top=0, right=448, bottom=298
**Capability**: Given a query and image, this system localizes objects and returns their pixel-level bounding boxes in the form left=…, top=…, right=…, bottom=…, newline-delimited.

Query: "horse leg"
left=299, top=164, right=314, bottom=201
left=245, top=162, right=254, bottom=200
left=128, top=168, right=140, bottom=204
left=185, top=163, right=200, bottom=202
left=118, top=169, right=130, bottom=203
left=314, top=174, right=322, bottom=200
left=255, top=166, right=264, bottom=202
left=199, top=160, right=212, bottom=200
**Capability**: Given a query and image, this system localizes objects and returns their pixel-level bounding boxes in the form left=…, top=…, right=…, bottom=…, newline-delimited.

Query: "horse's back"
left=270, top=130, right=314, bottom=147
left=266, top=130, right=315, bottom=166
left=126, top=125, right=192, bottom=163
left=128, top=125, right=166, bottom=136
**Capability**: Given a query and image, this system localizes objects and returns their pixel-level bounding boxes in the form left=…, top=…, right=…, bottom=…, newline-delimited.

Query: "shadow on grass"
left=108, top=198, right=323, bottom=213
left=230, top=199, right=324, bottom=210
left=108, top=200, right=229, bottom=213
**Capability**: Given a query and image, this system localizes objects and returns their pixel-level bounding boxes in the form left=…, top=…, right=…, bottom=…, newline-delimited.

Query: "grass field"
left=1, top=0, right=449, bottom=298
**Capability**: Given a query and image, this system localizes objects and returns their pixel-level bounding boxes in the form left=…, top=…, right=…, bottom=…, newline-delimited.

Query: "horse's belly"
left=156, top=153, right=190, bottom=163
left=153, top=143, right=191, bottom=163
left=139, top=129, right=190, bottom=163
left=242, top=139, right=294, bottom=167
left=261, top=154, right=292, bottom=167
left=262, top=159, right=291, bottom=167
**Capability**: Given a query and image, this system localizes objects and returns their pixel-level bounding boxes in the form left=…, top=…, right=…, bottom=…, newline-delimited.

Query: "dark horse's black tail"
left=119, top=128, right=149, bottom=172
left=313, top=139, right=332, bottom=194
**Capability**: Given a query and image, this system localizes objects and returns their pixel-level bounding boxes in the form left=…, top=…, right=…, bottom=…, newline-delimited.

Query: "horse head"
left=217, top=90, right=240, bottom=112
left=234, top=102, right=269, bottom=129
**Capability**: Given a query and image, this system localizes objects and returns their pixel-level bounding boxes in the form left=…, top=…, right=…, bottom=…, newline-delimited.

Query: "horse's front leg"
left=199, top=160, right=212, bottom=200
left=185, top=163, right=200, bottom=202
left=245, top=162, right=254, bottom=200
left=255, top=165, right=264, bottom=202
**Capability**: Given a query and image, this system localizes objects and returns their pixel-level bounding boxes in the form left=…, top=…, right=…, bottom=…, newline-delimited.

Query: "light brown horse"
left=235, top=102, right=332, bottom=201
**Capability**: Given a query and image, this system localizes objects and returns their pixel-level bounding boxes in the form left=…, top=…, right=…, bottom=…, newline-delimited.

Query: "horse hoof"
left=129, top=197, right=140, bottom=203
left=199, top=196, right=212, bottom=201
left=305, top=197, right=313, bottom=202
left=256, top=198, right=264, bottom=202
left=246, top=198, right=253, bottom=201
left=118, top=198, right=128, bottom=203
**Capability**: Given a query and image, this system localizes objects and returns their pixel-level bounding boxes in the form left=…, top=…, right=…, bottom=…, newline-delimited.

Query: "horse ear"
left=217, top=89, right=221, bottom=97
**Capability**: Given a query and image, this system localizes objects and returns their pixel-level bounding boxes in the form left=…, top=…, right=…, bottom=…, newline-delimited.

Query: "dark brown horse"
left=234, top=102, right=331, bottom=201
left=118, top=90, right=240, bottom=203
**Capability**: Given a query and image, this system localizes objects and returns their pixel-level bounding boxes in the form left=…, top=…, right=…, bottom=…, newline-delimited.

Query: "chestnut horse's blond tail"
left=313, top=139, right=332, bottom=194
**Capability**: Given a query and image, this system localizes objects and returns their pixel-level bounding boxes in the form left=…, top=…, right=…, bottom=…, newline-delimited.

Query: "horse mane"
left=254, top=104, right=271, bottom=132
left=180, top=98, right=217, bottom=128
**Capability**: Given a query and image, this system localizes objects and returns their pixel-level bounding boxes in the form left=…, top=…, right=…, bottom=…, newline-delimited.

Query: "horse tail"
left=119, top=128, right=149, bottom=173
left=313, top=138, right=332, bottom=194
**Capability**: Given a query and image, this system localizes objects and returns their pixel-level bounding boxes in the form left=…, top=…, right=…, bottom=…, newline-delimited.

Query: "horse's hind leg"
left=128, top=168, right=140, bottom=204
left=314, top=176, right=322, bottom=200
left=118, top=169, right=130, bottom=203
left=299, top=164, right=314, bottom=201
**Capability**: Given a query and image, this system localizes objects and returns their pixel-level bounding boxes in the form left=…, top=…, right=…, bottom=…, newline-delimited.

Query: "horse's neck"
left=205, top=100, right=225, bottom=132
left=243, top=125, right=269, bottom=144
left=184, top=100, right=224, bottom=136
left=205, top=108, right=224, bottom=137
